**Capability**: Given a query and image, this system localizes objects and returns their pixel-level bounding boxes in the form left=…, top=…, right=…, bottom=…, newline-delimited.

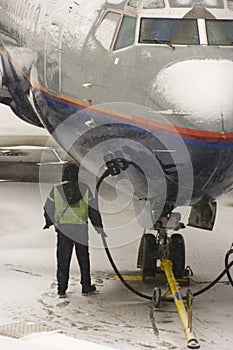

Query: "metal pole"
left=161, top=259, right=200, bottom=349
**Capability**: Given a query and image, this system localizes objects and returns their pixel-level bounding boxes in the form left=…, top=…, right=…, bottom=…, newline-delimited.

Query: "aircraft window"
left=27, top=3, right=32, bottom=30
left=143, top=0, right=165, bottom=8
left=128, top=0, right=139, bottom=7
left=139, top=18, right=199, bottom=45
left=95, top=12, right=121, bottom=50
left=114, top=16, right=136, bottom=50
left=229, top=0, right=233, bottom=10
left=206, top=20, right=233, bottom=45
left=21, top=1, right=26, bottom=20
left=8, top=0, right=12, bottom=14
left=15, top=0, right=20, bottom=21
left=19, top=1, right=23, bottom=20
left=34, top=6, right=41, bottom=33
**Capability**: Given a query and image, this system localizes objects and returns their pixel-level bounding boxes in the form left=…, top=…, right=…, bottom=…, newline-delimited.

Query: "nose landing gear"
left=140, top=230, right=186, bottom=282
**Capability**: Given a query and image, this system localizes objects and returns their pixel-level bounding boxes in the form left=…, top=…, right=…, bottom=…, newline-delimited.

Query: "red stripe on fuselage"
left=40, top=88, right=233, bottom=144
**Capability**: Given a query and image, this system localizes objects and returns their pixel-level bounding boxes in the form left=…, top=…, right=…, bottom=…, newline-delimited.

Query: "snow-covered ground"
left=0, top=182, right=233, bottom=350
left=0, top=106, right=233, bottom=349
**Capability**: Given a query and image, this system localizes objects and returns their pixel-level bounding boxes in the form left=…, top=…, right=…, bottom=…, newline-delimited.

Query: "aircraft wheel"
left=142, top=233, right=158, bottom=281
left=152, top=287, right=161, bottom=308
left=169, top=233, right=185, bottom=278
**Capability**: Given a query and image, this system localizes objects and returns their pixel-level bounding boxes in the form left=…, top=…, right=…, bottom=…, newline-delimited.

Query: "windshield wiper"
left=141, top=38, right=175, bottom=49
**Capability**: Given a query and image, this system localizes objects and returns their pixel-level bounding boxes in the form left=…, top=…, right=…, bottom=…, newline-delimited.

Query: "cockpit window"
left=95, top=12, right=121, bottom=50
left=114, top=16, right=136, bottom=50
left=139, top=18, right=200, bottom=45
left=143, top=0, right=165, bottom=8
left=128, top=0, right=139, bottom=7
left=206, top=20, right=233, bottom=45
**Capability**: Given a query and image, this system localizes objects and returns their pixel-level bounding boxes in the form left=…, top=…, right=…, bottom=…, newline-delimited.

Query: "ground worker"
left=43, top=163, right=105, bottom=298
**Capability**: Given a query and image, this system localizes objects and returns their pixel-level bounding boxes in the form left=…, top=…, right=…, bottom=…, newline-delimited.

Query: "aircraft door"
left=45, top=24, right=63, bottom=94
left=104, top=15, right=142, bottom=103
left=82, top=11, right=122, bottom=104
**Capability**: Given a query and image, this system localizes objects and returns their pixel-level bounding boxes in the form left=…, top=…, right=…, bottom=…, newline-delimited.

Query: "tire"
left=152, top=287, right=161, bottom=308
left=142, top=233, right=159, bottom=279
left=169, top=233, right=185, bottom=278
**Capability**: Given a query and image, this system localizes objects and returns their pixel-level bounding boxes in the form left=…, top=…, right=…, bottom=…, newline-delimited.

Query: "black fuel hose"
left=96, top=169, right=152, bottom=300
left=101, top=234, right=152, bottom=300
left=96, top=168, right=233, bottom=301
left=225, top=248, right=233, bottom=286
left=192, top=259, right=233, bottom=298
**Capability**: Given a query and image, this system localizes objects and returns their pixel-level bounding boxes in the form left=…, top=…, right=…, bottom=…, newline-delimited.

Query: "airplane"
left=0, top=0, right=233, bottom=308
left=1, top=0, right=233, bottom=347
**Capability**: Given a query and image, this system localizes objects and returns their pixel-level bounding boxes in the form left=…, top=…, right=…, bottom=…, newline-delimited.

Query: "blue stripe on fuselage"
left=42, top=92, right=233, bottom=149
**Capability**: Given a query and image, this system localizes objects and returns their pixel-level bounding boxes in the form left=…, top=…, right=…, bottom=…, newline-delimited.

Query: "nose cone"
left=152, top=59, right=233, bottom=130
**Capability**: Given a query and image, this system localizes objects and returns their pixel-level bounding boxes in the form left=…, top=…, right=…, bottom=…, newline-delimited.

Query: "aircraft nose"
left=152, top=59, right=233, bottom=130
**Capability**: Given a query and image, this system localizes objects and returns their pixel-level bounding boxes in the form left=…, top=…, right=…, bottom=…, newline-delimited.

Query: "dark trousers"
left=56, top=230, right=91, bottom=294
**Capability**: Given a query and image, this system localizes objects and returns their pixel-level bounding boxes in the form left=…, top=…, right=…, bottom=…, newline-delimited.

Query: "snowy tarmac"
left=0, top=181, right=233, bottom=350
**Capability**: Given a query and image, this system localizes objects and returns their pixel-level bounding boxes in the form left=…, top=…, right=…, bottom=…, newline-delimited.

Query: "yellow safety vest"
left=54, top=181, right=88, bottom=224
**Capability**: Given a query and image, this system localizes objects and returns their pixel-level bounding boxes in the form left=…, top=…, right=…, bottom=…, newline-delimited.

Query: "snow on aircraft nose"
left=152, top=59, right=233, bottom=131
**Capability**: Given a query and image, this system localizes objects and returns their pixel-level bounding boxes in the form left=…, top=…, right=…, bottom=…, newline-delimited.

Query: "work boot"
left=82, top=284, right=97, bottom=296
left=58, top=293, right=67, bottom=299
left=58, top=288, right=67, bottom=298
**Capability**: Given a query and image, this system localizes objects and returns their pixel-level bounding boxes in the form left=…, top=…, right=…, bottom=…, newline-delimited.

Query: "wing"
left=0, top=135, right=72, bottom=183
